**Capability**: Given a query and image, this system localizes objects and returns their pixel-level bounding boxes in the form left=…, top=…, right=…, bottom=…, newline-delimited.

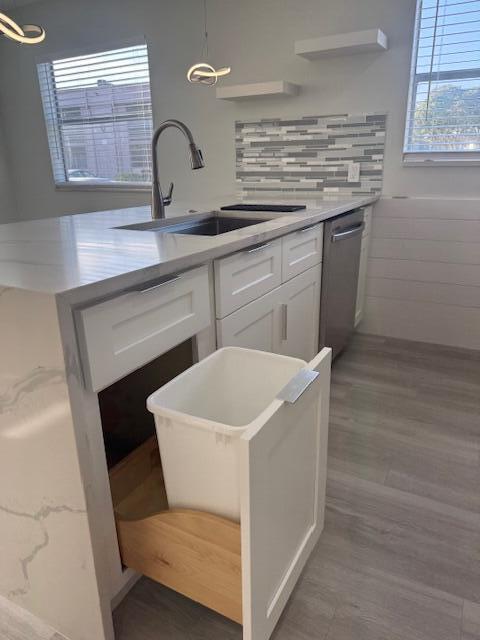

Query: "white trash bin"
left=147, top=347, right=307, bottom=521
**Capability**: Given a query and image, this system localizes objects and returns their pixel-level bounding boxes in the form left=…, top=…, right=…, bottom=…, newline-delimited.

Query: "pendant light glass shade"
left=187, top=0, right=230, bottom=86
left=0, top=11, right=45, bottom=44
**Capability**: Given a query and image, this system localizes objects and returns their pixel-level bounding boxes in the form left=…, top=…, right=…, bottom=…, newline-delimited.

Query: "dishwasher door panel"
left=319, top=209, right=364, bottom=358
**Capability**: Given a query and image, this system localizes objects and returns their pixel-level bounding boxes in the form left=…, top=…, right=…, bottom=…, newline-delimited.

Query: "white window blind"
left=37, top=44, right=153, bottom=186
left=404, top=0, right=480, bottom=163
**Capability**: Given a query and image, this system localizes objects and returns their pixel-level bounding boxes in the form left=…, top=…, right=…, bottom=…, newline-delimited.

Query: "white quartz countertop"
left=0, top=195, right=377, bottom=298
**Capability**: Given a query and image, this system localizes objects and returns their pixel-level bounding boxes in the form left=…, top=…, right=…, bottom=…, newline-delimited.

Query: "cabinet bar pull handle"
left=246, top=242, right=271, bottom=254
left=277, top=368, right=320, bottom=403
left=281, top=303, right=288, bottom=341
left=331, top=223, right=364, bottom=242
left=137, top=274, right=181, bottom=293
left=299, top=225, right=315, bottom=233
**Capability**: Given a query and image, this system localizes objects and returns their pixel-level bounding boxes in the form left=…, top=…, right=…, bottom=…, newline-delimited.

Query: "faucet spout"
left=151, top=119, right=205, bottom=220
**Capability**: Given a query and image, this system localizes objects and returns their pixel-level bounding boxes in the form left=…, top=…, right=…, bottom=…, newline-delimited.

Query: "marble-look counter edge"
left=0, top=195, right=377, bottom=304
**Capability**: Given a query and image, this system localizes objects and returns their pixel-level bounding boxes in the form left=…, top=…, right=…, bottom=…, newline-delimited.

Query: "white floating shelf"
left=216, top=81, right=300, bottom=101
left=295, top=28, right=388, bottom=59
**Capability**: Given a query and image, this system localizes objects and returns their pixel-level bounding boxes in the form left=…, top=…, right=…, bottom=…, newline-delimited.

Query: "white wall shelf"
left=216, top=81, right=300, bottom=101
left=295, top=29, right=388, bottom=60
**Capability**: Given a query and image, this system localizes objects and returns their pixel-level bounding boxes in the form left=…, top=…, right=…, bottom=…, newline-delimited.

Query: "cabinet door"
left=216, top=287, right=282, bottom=354
left=279, top=265, right=321, bottom=362
left=239, top=348, right=332, bottom=640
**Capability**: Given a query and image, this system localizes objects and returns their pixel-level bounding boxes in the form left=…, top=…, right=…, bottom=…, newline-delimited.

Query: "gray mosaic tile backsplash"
left=235, top=113, right=386, bottom=197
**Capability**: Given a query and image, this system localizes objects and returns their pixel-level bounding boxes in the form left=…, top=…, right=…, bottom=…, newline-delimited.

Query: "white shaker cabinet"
left=215, top=223, right=324, bottom=361
left=217, top=265, right=321, bottom=361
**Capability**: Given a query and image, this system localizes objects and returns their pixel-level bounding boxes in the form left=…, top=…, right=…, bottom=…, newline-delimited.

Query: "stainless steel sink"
left=117, top=214, right=273, bottom=236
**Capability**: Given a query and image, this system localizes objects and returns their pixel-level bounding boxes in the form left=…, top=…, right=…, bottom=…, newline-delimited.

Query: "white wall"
left=1, top=0, right=479, bottom=220
left=0, top=0, right=479, bottom=348
left=0, top=114, right=16, bottom=222
left=362, top=198, right=480, bottom=350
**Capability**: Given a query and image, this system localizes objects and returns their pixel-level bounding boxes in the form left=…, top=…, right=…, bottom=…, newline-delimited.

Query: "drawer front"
left=240, top=347, right=331, bottom=640
left=78, top=265, right=211, bottom=391
left=214, top=239, right=282, bottom=318
left=281, top=223, right=323, bottom=282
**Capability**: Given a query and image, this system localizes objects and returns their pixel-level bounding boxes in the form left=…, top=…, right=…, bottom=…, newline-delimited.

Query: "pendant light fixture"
left=187, top=0, right=230, bottom=85
left=0, top=10, right=45, bottom=44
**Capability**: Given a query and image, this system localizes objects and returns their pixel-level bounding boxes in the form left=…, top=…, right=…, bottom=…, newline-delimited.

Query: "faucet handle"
left=164, top=181, right=174, bottom=206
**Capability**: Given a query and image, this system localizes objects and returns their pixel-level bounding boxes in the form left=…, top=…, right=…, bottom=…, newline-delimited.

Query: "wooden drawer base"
left=109, top=437, right=242, bottom=624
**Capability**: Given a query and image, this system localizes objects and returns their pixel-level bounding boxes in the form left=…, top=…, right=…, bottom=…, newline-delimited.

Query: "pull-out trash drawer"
left=110, top=346, right=332, bottom=640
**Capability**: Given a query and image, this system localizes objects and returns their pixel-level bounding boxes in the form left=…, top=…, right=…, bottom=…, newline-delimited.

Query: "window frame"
left=403, top=0, right=480, bottom=166
left=36, top=40, right=154, bottom=191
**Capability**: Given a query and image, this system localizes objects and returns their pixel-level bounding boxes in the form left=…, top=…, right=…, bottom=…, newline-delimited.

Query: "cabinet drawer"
left=214, top=239, right=282, bottom=318
left=281, top=223, right=323, bottom=282
left=110, top=346, right=332, bottom=638
left=77, top=265, right=211, bottom=391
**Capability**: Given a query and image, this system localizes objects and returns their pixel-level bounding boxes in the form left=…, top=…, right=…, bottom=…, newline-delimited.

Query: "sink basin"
left=164, top=216, right=270, bottom=236
left=118, top=215, right=273, bottom=236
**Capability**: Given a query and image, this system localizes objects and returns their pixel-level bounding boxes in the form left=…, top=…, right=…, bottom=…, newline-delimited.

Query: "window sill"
left=403, top=153, right=480, bottom=167
left=55, top=182, right=150, bottom=193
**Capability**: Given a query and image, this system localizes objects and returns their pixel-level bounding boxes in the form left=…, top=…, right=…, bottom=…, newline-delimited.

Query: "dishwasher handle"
left=331, top=222, right=364, bottom=242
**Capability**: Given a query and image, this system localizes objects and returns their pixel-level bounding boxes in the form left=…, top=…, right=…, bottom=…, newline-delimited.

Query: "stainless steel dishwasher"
left=319, top=208, right=364, bottom=358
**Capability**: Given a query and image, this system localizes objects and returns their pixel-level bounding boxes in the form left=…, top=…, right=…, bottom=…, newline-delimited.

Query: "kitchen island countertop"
left=0, top=194, right=377, bottom=300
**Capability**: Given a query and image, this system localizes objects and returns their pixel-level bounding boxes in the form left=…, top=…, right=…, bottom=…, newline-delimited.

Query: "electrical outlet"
left=348, top=163, right=360, bottom=183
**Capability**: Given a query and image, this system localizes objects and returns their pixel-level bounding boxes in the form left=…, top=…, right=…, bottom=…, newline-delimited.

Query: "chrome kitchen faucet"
left=151, top=119, right=205, bottom=220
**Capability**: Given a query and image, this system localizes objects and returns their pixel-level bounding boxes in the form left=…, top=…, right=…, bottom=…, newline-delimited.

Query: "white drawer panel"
left=77, top=265, right=211, bottom=391
left=281, top=223, right=323, bottom=282
left=214, top=239, right=282, bottom=318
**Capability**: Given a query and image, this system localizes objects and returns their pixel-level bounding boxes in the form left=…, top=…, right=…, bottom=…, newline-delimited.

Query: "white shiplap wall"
left=361, top=198, right=480, bottom=350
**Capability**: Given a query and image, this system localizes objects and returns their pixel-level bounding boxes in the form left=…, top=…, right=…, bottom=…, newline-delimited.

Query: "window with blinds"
left=404, top=0, right=480, bottom=162
left=37, top=44, right=153, bottom=186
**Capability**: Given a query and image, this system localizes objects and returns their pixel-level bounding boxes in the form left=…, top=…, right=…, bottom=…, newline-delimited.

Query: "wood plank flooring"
left=114, top=334, right=480, bottom=640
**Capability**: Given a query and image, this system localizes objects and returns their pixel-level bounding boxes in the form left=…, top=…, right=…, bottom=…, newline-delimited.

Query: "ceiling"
left=0, top=0, right=42, bottom=9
